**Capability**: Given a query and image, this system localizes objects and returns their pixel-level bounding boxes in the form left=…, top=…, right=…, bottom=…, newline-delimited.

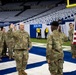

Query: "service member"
left=9, top=23, right=32, bottom=75
left=46, top=21, right=67, bottom=75
left=68, top=23, right=76, bottom=58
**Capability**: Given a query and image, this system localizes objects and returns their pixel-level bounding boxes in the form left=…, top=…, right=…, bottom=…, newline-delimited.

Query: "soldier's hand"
left=47, top=60, right=51, bottom=64
left=10, top=23, right=14, bottom=29
left=28, top=48, right=31, bottom=51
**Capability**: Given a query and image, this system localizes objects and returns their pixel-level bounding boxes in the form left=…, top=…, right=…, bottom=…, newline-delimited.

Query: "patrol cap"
left=51, top=21, right=59, bottom=26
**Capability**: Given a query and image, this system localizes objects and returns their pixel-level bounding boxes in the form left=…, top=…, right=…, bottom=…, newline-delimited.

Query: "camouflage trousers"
left=14, top=50, right=29, bottom=71
left=71, top=44, right=76, bottom=58
left=7, top=42, right=14, bottom=58
left=48, top=59, right=63, bottom=75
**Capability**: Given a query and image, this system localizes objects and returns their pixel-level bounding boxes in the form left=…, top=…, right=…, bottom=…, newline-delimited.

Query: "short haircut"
left=19, top=22, right=24, bottom=25
left=69, top=23, right=73, bottom=25
left=51, top=21, right=59, bottom=26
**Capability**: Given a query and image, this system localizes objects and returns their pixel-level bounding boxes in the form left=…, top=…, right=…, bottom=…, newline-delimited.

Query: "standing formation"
left=0, top=23, right=32, bottom=75
left=0, top=21, right=76, bottom=75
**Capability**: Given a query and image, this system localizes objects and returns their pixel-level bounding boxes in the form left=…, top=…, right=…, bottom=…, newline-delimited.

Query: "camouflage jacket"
left=6, top=29, right=14, bottom=48
left=46, top=30, right=67, bottom=61
left=3, top=32, right=7, bottom=41
left=7, top=29, right=14, bottom=42
left=9, top=28, right=32, bottom=50
left=0, top=31, right=4, bottom=47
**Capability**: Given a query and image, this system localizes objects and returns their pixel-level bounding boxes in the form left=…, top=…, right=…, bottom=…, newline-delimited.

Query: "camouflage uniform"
left=0, top=31, right=4, bottom=60
left=7, top=29, right=14, bottom=59
left=68, top=28, right=76, bottom=58
left=9, top=28, right=32, bottom=72
left=2, top=31, right=7, bottom=56
left=46, top=30, right=67, bottom=75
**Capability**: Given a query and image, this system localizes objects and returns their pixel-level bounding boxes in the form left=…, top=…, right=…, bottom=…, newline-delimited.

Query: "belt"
left=14, top=49, right=27, bottom=51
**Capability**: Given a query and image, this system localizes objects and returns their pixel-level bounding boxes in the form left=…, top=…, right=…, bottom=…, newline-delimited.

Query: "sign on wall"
left=30, top=24, right=42, bottom=28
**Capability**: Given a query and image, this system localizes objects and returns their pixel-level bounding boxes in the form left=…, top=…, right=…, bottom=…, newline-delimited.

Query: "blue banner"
left=30, top=24, right=42, bottom=28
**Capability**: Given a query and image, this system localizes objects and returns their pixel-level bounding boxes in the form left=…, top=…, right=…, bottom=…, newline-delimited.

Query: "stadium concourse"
left=0, top=42, right=76, bottom=75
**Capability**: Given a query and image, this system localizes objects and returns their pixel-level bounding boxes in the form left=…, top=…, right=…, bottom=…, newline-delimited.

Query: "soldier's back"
left=52, top=30, right=62, bottom=50
left=51, top=30, right=63, bottom=60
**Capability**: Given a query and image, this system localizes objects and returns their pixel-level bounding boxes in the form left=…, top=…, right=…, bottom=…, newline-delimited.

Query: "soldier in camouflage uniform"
left=0, top=28, right=4, bottom=61
left=46, top=21, right=67, bottom=75
left=1, top=28, right=7, bottom=57
left=9, top=23, right=32, bottom=75
left=68, top=23, right=76, bottom=58
left=7, top=24, right=14, bottom=59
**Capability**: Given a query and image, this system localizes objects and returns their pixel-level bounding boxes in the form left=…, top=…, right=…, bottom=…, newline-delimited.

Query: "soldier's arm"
left=8, top=24, right=18, bottom=38
left=8, top=28, right=13, bottom=37
left=8, top=27, right=19, bottom=39
left=4, top=32, right=7, bottom=41
left=28, top=34, right=32, bottom=50
left=46, top=35, right=52, bottom=61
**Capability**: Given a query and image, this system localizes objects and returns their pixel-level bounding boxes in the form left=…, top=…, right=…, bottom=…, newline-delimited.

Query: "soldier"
left=9, top=23, right=32, bottom=75
left=68, top=23, right=76, bottom=58
left=7, top=24, right=14, bottom=59
left=1, top=28, right=7, bottom=57
left=46, top=21, right=67, bottom=75
left=0, top=27, right=4, bottom=61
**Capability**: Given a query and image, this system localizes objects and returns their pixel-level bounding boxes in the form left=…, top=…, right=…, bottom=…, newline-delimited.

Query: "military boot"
left=21, top=70, right=27, bottom=75
left=18, top=71, right=22, bottom=75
